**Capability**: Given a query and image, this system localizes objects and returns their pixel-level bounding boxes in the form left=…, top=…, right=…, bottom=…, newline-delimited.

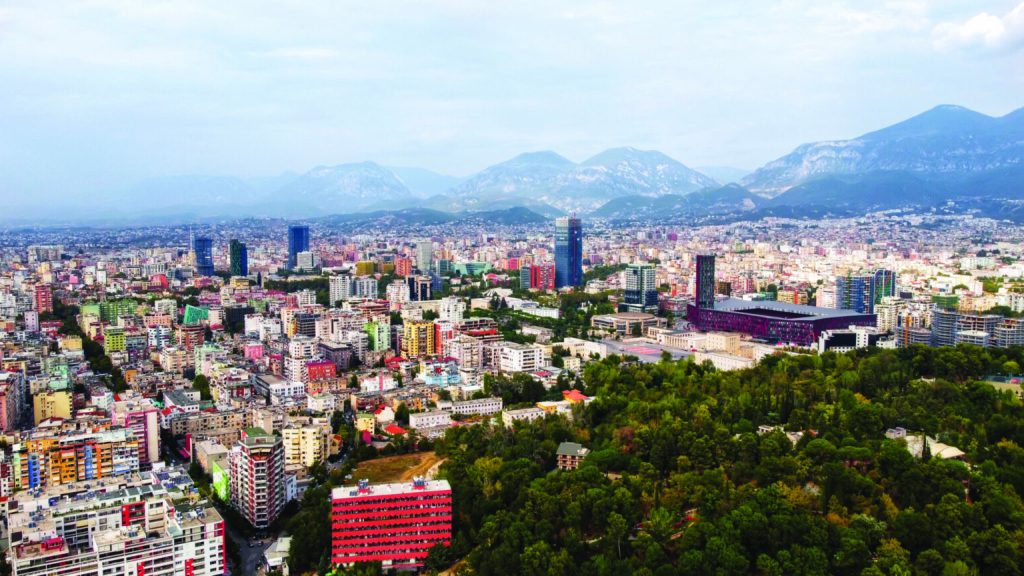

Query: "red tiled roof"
left=563, top=389, right=589, bottom=402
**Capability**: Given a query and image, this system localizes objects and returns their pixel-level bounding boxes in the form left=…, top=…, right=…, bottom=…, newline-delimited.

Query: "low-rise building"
left=451, top=397, right=503, bottom=417
left=408, top=410, right=451, bottom=429
left=501, top=407, right=545, bottom=428
left=556, top=442, right=590, bottom=470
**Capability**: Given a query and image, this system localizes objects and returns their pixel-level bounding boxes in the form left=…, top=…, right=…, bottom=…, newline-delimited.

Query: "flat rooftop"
left=710, top=298, right=874, bottom=320
left=332, top=478, right=451, bottom=500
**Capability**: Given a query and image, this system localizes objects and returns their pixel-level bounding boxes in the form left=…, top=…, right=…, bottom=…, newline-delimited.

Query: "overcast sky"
left=1, top=0, right=1022, bottom=197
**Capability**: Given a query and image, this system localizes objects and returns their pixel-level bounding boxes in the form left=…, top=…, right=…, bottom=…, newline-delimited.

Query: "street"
left=220, top=506, right=270, bottom=576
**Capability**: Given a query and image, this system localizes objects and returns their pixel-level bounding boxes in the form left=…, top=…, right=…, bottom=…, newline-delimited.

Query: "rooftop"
left=332, top=478, right=451, bottom=500
left=556, top=442, right=589, bottom=457
left=710, top=298, right=875, bottom=320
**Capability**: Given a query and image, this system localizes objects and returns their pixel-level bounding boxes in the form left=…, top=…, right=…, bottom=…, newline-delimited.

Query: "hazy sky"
left=1, top=0, right=1023, bottom=197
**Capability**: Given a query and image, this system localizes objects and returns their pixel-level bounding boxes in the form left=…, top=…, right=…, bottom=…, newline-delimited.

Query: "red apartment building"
left=394, top=257, right=413, bottom=277
left=331, top=478, right=452, bottom=570
left=529, top=264, right=556, bottom=290
left=306, top=359, right=337, bottom=382
left=34, top=284, right=53, bottom=314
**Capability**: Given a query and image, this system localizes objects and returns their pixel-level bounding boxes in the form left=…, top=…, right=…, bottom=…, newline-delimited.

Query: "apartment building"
left=331, top=479, right=452, bottom=570
left=498, top=342, right=545, bottom=373
left=10, top=428, right=140, bottom=491
left=229, top=429, right=285, bottom=530
left=7, top=468, right=226, bottom=576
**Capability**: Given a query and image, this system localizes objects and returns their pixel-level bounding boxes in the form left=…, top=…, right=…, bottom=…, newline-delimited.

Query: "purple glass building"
left=687, top=298, right=876, bottom=346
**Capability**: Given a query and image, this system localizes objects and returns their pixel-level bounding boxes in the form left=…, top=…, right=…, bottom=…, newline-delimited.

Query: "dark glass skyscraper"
left=229, top=239, right=248, bottom=277
left=873, top=269, right=897, bottom=305
left=695, top=254, right=716, bottom=309
left=623, top=263, right=658, bottom=312
left=554, top=217, right=583, bottom=288
left=193, top=236, right=214, bottom=277
left=287, top=224, right=310, bottom=270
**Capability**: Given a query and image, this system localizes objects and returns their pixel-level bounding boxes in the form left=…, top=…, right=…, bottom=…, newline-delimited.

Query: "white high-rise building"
left=417, top=240, right=433, bottom=273
left=329, top=274, right=353, bottom=305
left=438, top=296, right=466, bottom=323
left=498, top=342, right=546, bottom=373
left=875, top=296, right=907, bottom=332
left=816, top=286, right=837, bottom=309
left=296, top=289, right=317, bottom=306
left=386, top=280, right=410, bottom=309
left=353, top=277, right=378, bottom=298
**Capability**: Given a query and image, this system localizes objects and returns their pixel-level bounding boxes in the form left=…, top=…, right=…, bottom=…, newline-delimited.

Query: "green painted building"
left=210, top=455, right=230, bottom=502
left=365, top=321, right=390, bottom=352
left=99, top=299, right=136, bottom=323
left=183, top=304, right=210, bottom=326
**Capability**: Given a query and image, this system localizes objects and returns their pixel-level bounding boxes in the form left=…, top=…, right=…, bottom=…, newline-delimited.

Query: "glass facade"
left=287, top=224, right=310, bottom=270
left=687, top=303, right=877, bottom=346
left=873, top=269, right=897, bottom=304
left=554, top=217, right=583, bottom=288
left=193, top=236, right=214, bottom=277
left=624, top=263, right=657, bottom=312
left=695, top=254, right=716, bottom=309
left=229, top=239, right=248, bottom=276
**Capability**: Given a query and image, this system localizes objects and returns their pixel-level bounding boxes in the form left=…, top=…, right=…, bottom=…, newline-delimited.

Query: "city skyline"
left=3, top=2, right=1024, bottom=574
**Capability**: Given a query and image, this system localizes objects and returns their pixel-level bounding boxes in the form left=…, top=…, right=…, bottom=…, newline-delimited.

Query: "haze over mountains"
left=10, top=104, right=1023, bottom=225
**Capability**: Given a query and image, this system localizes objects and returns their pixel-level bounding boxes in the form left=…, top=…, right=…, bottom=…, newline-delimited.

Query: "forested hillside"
left=428, top=345, right=1024, bottom=575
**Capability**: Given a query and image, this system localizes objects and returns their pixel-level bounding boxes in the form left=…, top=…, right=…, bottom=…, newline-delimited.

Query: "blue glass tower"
left=193, top=236, right=214, bottom=277
left=554, top=217, right=583, bottom=288
left=836, top=273, right=873, bottom=313
left=288, top=224, right=310, bottom=270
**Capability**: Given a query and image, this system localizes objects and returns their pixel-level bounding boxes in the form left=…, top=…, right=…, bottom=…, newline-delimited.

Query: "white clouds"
left=933, top=1, right=1024, bottom=51
left=0, top=0, right=1020, bottom=195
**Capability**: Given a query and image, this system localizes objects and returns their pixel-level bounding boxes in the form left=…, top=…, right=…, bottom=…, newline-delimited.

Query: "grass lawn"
left=348, top=451, right=443, bottom=485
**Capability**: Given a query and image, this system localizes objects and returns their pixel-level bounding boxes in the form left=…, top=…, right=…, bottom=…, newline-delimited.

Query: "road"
left=219, top=504, right=270, bottom=576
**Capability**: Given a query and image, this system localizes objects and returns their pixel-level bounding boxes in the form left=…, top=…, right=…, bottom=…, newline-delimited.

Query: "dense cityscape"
left=0, top=208, right=1023, bottom=574
left=4, top=0, right=1024, bottom=574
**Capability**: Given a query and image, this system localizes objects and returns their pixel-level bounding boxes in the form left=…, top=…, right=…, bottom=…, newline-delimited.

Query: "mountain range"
left=10, top=103, right=1023, bottom=225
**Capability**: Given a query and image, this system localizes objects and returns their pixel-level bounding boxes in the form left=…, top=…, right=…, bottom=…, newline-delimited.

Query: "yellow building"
left=159, top=347, right=189, bottom=374
left=282, top=424, right=330, bottom=473
left=33, top=390, right=72, bottom=424
left=402, top=321, right=436, bottom=358
left=355, top=261, right=376, bottom=276
left=59, top=335, right=83, bottom=352
left=103, top=327, right=126, bottom=354
left=355, top=413, right=376, bottom=433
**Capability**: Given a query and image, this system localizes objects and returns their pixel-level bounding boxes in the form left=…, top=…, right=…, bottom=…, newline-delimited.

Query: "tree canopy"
left=428, top=344, right=1024, bottom=575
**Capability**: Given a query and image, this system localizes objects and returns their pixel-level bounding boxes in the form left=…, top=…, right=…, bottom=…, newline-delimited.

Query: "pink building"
left=111, top=398, right=161, bottom=469
left=0, top=372, right=22, bottom=433
left=244, top=342, right=265, bottom=361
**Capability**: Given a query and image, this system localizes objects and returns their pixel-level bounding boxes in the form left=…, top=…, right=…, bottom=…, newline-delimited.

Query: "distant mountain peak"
left=743, top=103, right=1024, bottom=196
left=505, top=151, right=575, bottom=167
left=582, top=146, right=674, bottom=166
